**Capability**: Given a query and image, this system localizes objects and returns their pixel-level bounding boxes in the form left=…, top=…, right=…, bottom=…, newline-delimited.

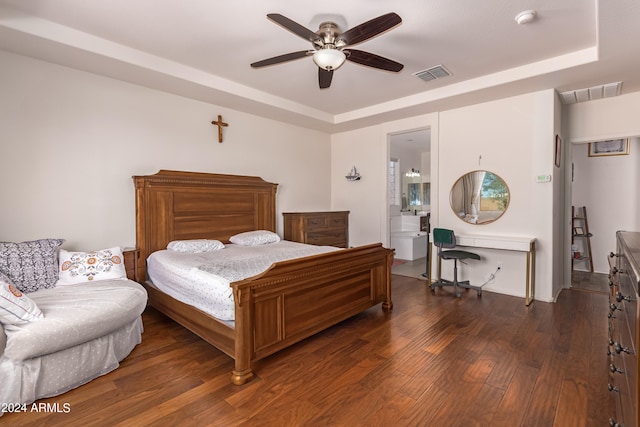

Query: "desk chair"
left=431, top=228, right=482, bottom=298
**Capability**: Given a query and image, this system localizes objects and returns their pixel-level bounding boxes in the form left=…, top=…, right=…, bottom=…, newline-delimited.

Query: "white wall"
left=7, top=46, right=633, bottom=303
left=566, top=91, right=640, bottom=273
left=567, top=91, right=640, bottom=142
left=552, top=92, right=568, bottom=296
left=571, top=139, right=640, bottom=273
left=0, top=50, right=332, bottom=250
left=330, top=125, right=385, bottom=247
left=331, top=115, right=438, bottom=247
left=437, top=90, right=557, bottom=302
left=332, top=92, right=559, bottom=303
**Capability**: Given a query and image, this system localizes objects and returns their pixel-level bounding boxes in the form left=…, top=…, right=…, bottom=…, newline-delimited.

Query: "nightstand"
left=122, top=247, right=139, bottom=282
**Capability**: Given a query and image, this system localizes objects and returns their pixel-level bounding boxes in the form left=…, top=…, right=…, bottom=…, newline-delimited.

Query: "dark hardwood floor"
left=3, top=275, right=613, bottom=426
left=571, top=270, right=610, bottom=294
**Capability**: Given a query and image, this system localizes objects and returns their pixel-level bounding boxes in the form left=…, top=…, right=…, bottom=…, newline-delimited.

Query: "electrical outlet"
left=497, top=262, right=503, bottom=271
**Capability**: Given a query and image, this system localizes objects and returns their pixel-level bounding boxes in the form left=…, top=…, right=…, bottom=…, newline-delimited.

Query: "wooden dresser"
left=609, top=231, right=640, bottom=427
left=283, top=211, right=349, bottom=248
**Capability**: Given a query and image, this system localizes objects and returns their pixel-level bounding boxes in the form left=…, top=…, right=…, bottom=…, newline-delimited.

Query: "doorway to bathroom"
left=389, top=128, right=431, bottom=278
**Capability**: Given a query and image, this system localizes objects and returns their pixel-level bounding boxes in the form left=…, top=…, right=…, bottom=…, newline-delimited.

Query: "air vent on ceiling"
left=560, top=81, right=622, bottom=104
left=413, top=65, right=452, bottom=82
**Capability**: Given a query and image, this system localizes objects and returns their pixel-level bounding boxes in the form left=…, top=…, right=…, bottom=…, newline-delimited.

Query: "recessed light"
left=515, top=10, right=536, bottom=25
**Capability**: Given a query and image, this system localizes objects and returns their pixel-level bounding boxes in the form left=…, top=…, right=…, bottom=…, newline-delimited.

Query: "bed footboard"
left=230, top=243, right=393, bottom=385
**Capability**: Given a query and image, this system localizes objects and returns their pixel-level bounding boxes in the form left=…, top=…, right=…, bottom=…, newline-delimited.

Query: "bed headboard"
left=133, top=170, right=278, bottom=281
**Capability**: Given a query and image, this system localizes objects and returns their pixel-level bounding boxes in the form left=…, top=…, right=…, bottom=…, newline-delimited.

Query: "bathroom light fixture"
left=313, top=48, right=346, bottom=71
left=405, top=168, right=420, bottom=178
left=515, top=10, right=536, bottom=25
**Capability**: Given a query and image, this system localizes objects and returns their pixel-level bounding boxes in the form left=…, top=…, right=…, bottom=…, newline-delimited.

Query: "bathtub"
left=390, top=231, right=428, bottom=261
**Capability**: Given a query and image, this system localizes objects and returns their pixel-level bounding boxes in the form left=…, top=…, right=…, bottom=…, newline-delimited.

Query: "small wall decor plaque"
left=588, top=138, right=630, bottom=157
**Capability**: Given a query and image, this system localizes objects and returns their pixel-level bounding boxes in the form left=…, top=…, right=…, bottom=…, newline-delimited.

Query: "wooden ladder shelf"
left=571, top=206, right=594, bottom=272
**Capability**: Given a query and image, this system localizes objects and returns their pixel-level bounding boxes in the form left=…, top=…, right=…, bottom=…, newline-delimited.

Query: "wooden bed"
left=133, top=170, right=393, bottom=385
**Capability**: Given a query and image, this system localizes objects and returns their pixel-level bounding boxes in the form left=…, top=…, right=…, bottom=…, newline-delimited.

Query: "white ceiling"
left=1, top=1, right=639, bottom=133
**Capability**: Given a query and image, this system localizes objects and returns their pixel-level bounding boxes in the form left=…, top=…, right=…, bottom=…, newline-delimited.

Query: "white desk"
left=455, top=234, right=536, bottom=305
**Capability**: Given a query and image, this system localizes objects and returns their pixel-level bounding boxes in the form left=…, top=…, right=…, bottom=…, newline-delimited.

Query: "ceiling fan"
left=251, top=12, right=404, bottom=89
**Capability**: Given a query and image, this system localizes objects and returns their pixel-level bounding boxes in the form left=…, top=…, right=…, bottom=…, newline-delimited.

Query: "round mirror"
left=449, top=170, right=509, bottom=224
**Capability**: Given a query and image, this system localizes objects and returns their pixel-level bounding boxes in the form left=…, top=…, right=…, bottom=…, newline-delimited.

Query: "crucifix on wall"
left=211, top=115, right=228, bottom=143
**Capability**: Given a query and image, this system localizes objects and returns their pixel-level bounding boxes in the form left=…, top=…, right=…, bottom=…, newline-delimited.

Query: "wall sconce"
left=405, top=168, right=420, bottom=178
left=346, top=165, right=361, bottom=181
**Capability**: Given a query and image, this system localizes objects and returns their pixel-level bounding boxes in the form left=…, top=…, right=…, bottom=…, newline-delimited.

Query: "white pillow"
left=167, top=239, right=225, bottom=253
left=0, top=272, right=44, bottom=324
left=229, top=230, right=281, bottom=246
left=56, top=247, right=127, bottom=286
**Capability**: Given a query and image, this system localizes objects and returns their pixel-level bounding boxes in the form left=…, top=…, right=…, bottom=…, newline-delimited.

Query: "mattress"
left=146, top=240, right=340, bottom=321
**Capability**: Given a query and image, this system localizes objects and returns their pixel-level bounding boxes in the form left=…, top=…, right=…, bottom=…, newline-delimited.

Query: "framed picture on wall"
left=554, top=135, right=561, bottom=167
left=588, top=138, right=630, bottom=157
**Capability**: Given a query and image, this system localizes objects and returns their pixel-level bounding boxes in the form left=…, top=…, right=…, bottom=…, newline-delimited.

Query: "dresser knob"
left=609, top=418, right=622, bottom=427
left=610, top=363, right=624, bottom=374
left=615, top=292, right=630, bottom=302
left=608, top=383, right=620, bottom=392
left=615, top=342, right=633, bottom=355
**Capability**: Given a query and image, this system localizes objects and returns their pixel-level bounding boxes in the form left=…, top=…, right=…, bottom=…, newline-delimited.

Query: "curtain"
left=462, top=171, right=485, bottom=215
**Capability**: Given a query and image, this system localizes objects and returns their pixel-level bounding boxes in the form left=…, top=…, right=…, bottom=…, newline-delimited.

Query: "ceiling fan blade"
left=337, top=12, right=402, bottom=46
left=251, top=50, right=312, bottom=68
left=346, top=49, right=404, bottom=72
left=267, top=13, right=323, bottom=44
left=319, top=68, right=333, bottom=89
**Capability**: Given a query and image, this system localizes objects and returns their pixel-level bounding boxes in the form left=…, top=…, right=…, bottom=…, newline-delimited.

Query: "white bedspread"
left=147, top=241, right=340, bottom=321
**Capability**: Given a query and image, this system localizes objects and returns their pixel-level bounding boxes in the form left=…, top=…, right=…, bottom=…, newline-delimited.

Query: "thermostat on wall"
left=535, top=174, right=552, bottom=183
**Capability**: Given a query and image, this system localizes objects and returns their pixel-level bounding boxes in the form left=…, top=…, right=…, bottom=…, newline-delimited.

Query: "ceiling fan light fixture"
left=313, top=48, right=346, bottom=71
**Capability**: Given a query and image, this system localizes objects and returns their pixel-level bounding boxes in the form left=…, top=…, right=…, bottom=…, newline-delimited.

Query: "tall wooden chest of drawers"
left=283, top=211, right=349, bottom=248
left=609, top=231, right=640, bottom=427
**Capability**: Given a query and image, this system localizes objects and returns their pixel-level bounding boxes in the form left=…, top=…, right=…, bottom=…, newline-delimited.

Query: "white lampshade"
left=313, top=49, right=346, bottom=71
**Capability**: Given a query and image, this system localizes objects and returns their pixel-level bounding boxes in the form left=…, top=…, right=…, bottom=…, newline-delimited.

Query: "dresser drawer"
left=305, top=230, right=348, bottom=247
left=304, top=216, right=329, bottom=229
left=304, top=214, right=347, bottom=229
left=283, top=211, right=349, bottom=248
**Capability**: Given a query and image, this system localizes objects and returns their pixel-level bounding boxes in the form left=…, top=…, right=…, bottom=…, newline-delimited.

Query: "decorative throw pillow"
left=56, top=247, right=127, bottom=286
left=229, top=230, right=281, bottom=246
left=167, top=239, right=225, bottom=253
left=0, top=238, right=65, bottom=293
left=0, top=272, right=44, bottom=324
